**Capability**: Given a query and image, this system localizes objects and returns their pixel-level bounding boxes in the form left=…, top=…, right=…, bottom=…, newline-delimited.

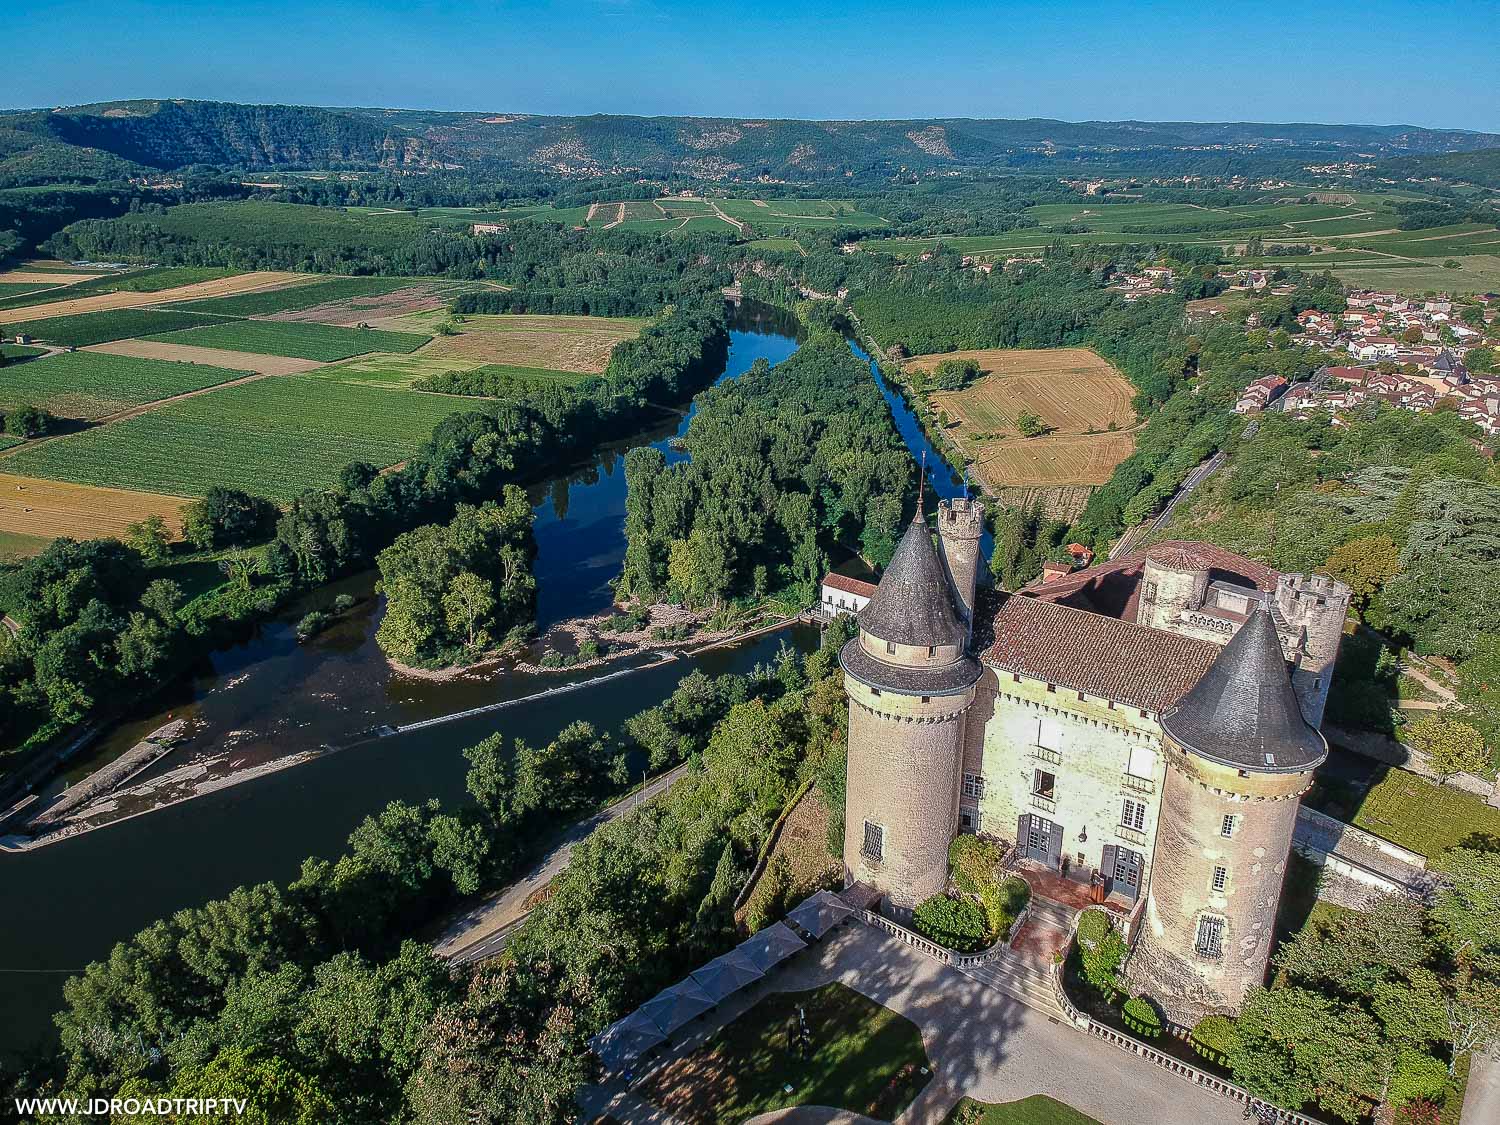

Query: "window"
left=1195, top=916, right=1225, bottom=960
left=1142, top=580, right=1158, bottom=605
left=1220, top=814, right=1238, bottom=838
left=963, top=773, right=985, bottom=800
left=886, top=640, right=896, bottom=655
left=862, top=821, right=884, bottom=861
left=959, top=809, right=975, bottom=830
left=927, top=645, right=936, bottom=658
left=1046, top=683, right=1056, bottom=693
left=1113, top=849, right=1140, bottom=887
left=1026, top=819, right=1043, bottom=853
left=1212, top=865, right=1229, bottom=893
left=1033, top=770, right=1056, bottom=800
left=1121, top=798, right=1146, bottom=832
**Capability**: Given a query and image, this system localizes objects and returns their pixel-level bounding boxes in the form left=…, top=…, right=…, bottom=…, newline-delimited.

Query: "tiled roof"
left=823, top=572, right=877, bottom=598
left=857, top=514, right=966, bottom=648
left=978, top=594, right=1221, bottom=714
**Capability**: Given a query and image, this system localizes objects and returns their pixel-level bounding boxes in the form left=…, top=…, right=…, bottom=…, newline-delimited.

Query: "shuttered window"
left=862, top=821, right=884, bottom=861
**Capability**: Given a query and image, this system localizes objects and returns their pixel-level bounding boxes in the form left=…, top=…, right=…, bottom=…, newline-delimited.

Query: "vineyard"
left=9, top=308, right=232, bottom=347
left=0, top=351, right=251, bottom=420
left=4, top=373, right=471, bottom=500
left=141, top=319, right=431, bottom=361
left=169, top=275, right=420, bottom=317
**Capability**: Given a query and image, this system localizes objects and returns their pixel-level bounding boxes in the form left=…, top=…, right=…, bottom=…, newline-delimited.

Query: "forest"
left=5, top=624, right=853, bottom=1122
left=617, top=334, right=911, bottom=611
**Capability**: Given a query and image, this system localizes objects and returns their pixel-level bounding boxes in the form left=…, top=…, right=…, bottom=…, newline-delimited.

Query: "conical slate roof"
left=1161, top=605, right=1326, bottom=773
left=857, top=514, right=966, bottom=648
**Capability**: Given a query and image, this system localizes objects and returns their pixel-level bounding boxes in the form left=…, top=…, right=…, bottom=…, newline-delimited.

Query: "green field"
left=4, top=373, right=471, bottom=500
left=583, top=197, right=890, bottom=236
left=0, top=283, right=49, bottom=299
left=169, top=276, right=428, bottom=317
left=1, top=344, right=47, bottom=360
left=143, top=319, right=431, bottom=361
left=313, top=351, right=483, bottom=388
left=11, top=308, right=233, bottom=348
left=0, top=350, right=251, bottom=420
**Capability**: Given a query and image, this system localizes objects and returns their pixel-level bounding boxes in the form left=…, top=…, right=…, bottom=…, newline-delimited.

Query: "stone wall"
left=843, top=675, right=972, bottom=911
left=972, top=669, right=1166, bottom=888
left=1130, top=746, right=1311, bottom=1022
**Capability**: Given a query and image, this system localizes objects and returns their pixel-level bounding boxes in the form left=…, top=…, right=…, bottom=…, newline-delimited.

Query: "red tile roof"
left=822, top=572, right=877, bottom=598
left=979, top=594, right=1221, bottom=714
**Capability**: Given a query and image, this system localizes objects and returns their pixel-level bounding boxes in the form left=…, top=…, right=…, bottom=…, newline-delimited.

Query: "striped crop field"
left=142, top=319, right=431, bottom=361
left=0, top=351, right=252, bottom=420
left=168, top=276, right=424, bottom=317
left=3, top=373, right=471, bottom=500
left=10, top=308, right=233, bottom=348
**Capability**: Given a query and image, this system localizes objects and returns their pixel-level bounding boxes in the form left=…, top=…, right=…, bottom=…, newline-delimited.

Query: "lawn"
left=0, top=350, right=251, bottom=420
left=945, top=1095, right=1100, bottom=1125
left=1307, top=762, right=1500, bottom=864
left=3, top=374, right=470, bottom=501
left=10, top=308, right=232, bottom=348
left=142, top=319, right=431, bottom=362
left=636, top=983, right=930, bottom=1124
left=169, top=275, right=420, bottom=317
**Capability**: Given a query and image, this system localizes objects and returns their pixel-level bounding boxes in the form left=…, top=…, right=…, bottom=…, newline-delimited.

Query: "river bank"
left=1, top=614, right=807, bottom=852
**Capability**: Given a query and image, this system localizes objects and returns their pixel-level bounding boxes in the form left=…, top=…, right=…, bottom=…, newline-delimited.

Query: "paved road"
left=585, top=922, right=1242, bottom=1125
left=435, top=760, right=691, bottom=963
left=1109, top=451, right=1226, bottom=561
left=1462, top=1048, right=1497, bottom=1125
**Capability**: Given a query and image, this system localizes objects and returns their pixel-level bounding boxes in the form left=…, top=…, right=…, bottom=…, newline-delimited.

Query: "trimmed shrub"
left=1123, top=995, right=1162, bottom=1039
left=1076, top=908, right=1127, bottom=996
left=332, top=593, right=356, bottom=613
left=1190, top=1014, right=1239, bottom=1063
left=1388, top=1050, right=1449, bottom=1109
left=911, top=893, right=987, bottom=953
left=295, top=610, right=330, bottom=640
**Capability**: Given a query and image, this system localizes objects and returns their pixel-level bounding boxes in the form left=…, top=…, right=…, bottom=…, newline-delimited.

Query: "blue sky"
left=10, top=0, right=1499, bottom=132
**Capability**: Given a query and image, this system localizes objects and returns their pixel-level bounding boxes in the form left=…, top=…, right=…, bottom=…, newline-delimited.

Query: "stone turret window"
left=862, top=821, right=884, bottom=861
left=886, top=640, right=896, bottom=655
left=1195, top=915, right=1225, bottom=960
left=1220, top=814, right=1238, bottom=838
left=1212, top=865, right=1229, bottom=893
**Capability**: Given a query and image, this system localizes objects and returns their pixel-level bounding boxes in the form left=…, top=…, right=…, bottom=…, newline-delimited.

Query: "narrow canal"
left=0, top=306, right=980, bottom=1056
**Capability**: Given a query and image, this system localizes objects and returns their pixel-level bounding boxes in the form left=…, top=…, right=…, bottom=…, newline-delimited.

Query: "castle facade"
left=837, top=498, right=1349, bottom=1021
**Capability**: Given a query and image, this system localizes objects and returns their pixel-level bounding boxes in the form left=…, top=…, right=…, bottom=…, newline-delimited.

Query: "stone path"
left=586, top=922, right=1241, bottom=1125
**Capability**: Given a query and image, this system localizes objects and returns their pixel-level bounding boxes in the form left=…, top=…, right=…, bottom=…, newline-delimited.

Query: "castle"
left=837, top=497, right=1350, bottom=1021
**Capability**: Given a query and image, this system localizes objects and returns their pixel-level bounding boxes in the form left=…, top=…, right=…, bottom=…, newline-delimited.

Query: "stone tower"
left=1130, top=606, right=1327, bottom=1021
left=937, top=496, right=984, bottom=636
left=840, top=513, right=983, bottom=913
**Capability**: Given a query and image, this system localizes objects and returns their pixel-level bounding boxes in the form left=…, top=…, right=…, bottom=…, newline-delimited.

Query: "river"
left=0, top=305, right=978, bottom=1056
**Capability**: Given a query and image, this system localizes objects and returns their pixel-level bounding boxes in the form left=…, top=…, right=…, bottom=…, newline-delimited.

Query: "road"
left=435, top=760, right=691, bottom=963
left=1108, top=451, right=1226, bottom=561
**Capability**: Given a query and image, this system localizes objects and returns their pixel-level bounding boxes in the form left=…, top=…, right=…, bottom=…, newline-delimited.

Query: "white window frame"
left=1121, top=798, right=1147, bottom=832
left=1220, top=814, right=1238, bottom=838
left=963, top=773, right=985, bottom=800
left=1212, top=865, right=1229, bottom=893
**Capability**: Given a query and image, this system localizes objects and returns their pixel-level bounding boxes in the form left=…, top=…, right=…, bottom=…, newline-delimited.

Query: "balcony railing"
left=1115, top=824, right=1148, bottom=847
left=1030, top=792, right=1057, bottom=815
left=1030, top=745, right=1063, bottom=766
left=1121, top=773, right=1155, bottom=795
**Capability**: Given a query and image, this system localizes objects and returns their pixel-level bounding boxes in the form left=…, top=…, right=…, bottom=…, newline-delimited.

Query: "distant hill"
left=2, top=99, right=1497, bottom=183
left=1378, top=148, right=1500, bottom=189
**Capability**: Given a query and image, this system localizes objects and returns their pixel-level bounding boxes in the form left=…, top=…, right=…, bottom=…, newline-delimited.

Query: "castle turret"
left=1129, top=606, right=1326, bottom=1021
left=841, top=513, right=982, bottom=913
left=937, top=496, right=984, bottom=634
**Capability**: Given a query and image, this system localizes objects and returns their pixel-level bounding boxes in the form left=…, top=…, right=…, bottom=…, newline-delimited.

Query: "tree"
left=124, top=515, right=172, bottom=564
left=1404, top=714, right=1488, bottom=784
left=1015, top=409, right=1048, bottom=437
left=181, top=487, right=278, bottom=549
left=442, top=571, right=495, bottom=652
left=1431, top=849, right=1500, bottom=958
left=1322, top=535, right=1399, bottom=608
left=1441, top=962, right=1500, bottom=1073
left=4, top=404, right=54, bottom=438
left=1403, top=326, right=1425, bottom=345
